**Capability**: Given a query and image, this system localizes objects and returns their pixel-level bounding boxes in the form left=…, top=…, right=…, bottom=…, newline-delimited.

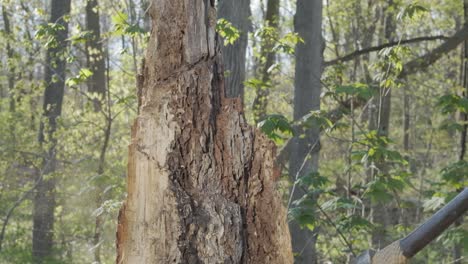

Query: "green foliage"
left=289, top=172, right=329, bottom=231
left=273, top=32, right=303, bottom=55
left=439, top=119, right=464, bottom=132
left=216, top=18, right=240, bottom=46
left=68, top=28, right=93, bottom=44
left=352, top=131, right=408, bottom=165
left=253, top=25, right=303, bottom=55
left=423, top=195, right=446, bottom=211
left=112, top=11, right=145, bottom=37
left=397, top=2, right=429, bottom=21
left=365, top=173, right=409, bottom=203
left=295, top=172, right=330, bottom=190
left=35, top=23, right=66, bottom=48
left=438, top=93, right=468, bottom=114
left=65, top=68, right=93, bottom=87
left=297, top=110, right=332, bottom=129
left=321, top=196, right=357, bottom=211
left=440, top=161, right=468, bottom=189
left=438, top=227, right=468, bottom=252
left=336, top=215, right=373, bottom=233
left=257, top=114, right=293, bottom=144
left=1, top=0, right=466, bottom=263
left=244, top=77, right=271, bottom=91
left=324, top=83, right=374, bottom=101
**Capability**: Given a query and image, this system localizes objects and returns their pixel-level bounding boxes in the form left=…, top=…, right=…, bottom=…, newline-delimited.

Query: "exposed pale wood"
left=116, top=1, right=292, bottom=263
left=372, top=241, right=408, bottom=264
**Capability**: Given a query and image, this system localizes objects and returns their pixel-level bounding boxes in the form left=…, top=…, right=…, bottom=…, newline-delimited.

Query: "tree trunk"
left=141, top=0, right=151, bottom=32
left=218, top=0, right=251, bottom=99
left=86, top=0, right=107, bottom=109
left=453, top=1, right=468, bottom=263
left=288, top=0, right=323, bottom=263
left=403, top=84, right=410, bottom=151
left=115, top=1, right=292, bottom=263
left=1, top=4, right=15, bottom=113
left=86, top=0, right=108, bottom=262
left=252, top=0, right=279, bottom=123
left=33, top=0, right=71, bottom=262
left=370, top=0, right=396, bottom=250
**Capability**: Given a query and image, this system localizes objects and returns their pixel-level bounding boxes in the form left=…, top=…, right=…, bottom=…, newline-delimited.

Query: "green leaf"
left=273, top=32, right=304, bottom=55
left=66, top=68, right=93, bottom=87
left=438, top=93, right=468, bottom=114
left=288, top=207, right=317, bottom=229
left=439, top=119, right=465, bottom=132
left=365, top=179, right=393, bottom=203
left=321, top=197, right=357, bottom=211
left=35, top=23, right=66, bottom=48
left=300, top=110, right=334, bottom=131
left=257, top=114, right=293, bottom=144
left=334, top=83, right=373, bottom=100
left=441, top=161, right=468, bottom=189
left=216, top=18, right=240, bottom=46
left=295, top=172, right=329, bottom=189
left=423, top=196, right=445, bottom=211
left=111, top=10, right=145, bottom=37
left=68, top=29, right=93, bottom=44
left=337, top=215, right=373, bottom=232
left=397, top=3, right=429, bottom=21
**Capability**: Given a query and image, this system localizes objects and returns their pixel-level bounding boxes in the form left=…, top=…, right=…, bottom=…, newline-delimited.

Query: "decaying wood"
left=116, top=1, right=292, bottom=263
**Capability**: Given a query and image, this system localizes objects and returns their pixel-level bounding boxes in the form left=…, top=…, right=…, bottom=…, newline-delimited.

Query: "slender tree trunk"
left=288, top=1, right=323, bottom=263
left=453, top=2, right=468, bottom=263
left=252, top=0, right=279, bottom=123
left=115, top=1, right=292, bottom=263
left=141, top=0, right=151, bottom=32
left=86, top=0, right=107, bottom=109
left=370, top=0, right=396, bottom=249
left=85, top=0, right=108, bottom=262
left=218, top=0, right=251, bottom=99
left=460, top=1, right=468, bottom=164
left=403, top=84, right=410, bottom=151
left=1, top=5, right=15, bottom=113
left=33, top=0, right=71, bottom=262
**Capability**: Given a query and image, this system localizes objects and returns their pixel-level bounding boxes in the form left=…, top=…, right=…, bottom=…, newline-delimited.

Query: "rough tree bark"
left=33, top=0, right=71, bottom=262
left=288, top=0, right=323, bottom=263
left=218, top=0, right=251, bottom=99
left=115, top=1, right=292, bottom=263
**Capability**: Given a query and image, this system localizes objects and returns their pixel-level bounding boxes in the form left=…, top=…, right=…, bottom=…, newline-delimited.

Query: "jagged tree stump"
left=115, top=1, right=293, bottom=263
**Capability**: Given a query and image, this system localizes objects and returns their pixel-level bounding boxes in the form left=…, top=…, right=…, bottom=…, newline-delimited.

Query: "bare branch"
left=325, top=35, right=448, bottom=67
left=400, top=26, right=468, bottom=78
left=279, top=26, right=468, bottom=164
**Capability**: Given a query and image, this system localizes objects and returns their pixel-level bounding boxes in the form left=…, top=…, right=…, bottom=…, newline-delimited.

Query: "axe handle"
left=400, top=188, right=468, bottom=258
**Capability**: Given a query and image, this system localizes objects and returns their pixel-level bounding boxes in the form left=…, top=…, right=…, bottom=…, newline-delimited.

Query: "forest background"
left=0, top=0, right=467, bottom=263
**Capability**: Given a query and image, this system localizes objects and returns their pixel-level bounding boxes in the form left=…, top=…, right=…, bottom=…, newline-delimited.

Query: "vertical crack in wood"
left=116, top=1, right=292, bottom=263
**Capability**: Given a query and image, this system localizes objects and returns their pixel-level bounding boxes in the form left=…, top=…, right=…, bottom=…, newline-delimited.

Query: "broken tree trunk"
left=115, top=1, right=292, bottom=263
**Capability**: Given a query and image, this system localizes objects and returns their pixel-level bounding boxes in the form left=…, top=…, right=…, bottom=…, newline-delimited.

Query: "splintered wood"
left=372, top=241, right=408, bottom=264
left=115, top=1, right=293, bottom=263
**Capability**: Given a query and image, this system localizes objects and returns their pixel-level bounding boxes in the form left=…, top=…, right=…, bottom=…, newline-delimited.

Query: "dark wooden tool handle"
left=400, top=188, right=468, bottom=258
